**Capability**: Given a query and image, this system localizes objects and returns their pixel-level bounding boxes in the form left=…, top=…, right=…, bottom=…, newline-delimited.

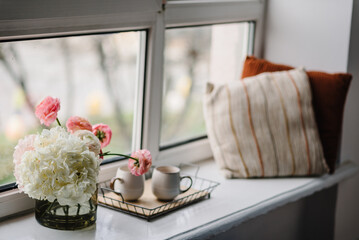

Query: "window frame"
left=0, top=0, right=265, bottom=218
left=144, top=0, right=266, bottom=166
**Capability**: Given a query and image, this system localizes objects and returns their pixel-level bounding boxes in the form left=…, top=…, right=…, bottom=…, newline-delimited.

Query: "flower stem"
left=40, top=199, right=57, bottom=218
left=56, top=118, right=62, bottom=127
left=101, top=152, right=138, bottom=162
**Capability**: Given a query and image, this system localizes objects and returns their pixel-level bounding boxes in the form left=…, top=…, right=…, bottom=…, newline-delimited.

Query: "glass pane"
left=161, top=22, right=250, bottom=146
left=0, top=31, right=145, bottom=187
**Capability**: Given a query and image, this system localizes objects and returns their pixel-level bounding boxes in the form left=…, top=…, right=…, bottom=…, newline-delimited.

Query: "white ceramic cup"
left=110, top=165, right=144, bottom=201
left=151, top=166, right=193, bottom=201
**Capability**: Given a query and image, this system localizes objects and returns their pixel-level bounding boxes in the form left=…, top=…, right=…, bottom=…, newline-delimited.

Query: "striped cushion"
left=204, top=68, right=329, bottom=178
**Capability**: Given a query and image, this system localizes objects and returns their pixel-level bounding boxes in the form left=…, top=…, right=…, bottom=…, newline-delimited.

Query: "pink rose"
left=92, top=123, right=112, bottom=148
left=35, top=96, right=61, bottom=126
left=128, top=149, right=152, bottom=176
left=13, top=135, right=36, bottom=192
left=66, top=116, right=92, bottom=134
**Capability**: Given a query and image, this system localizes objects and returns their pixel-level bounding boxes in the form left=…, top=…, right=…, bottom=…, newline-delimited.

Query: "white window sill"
left=0, top=159, right=357, bottom=240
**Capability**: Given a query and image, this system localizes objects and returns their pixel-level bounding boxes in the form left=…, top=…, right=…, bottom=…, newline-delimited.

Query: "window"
left=0, top=31, right=146, bottom=188
left=0, top=0, right=265, bottom=217
left=161, top=22, right=252, bottom=147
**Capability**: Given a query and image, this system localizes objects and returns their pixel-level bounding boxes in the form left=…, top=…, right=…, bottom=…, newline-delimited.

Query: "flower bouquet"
left=13, top=96, right=152, bottom=230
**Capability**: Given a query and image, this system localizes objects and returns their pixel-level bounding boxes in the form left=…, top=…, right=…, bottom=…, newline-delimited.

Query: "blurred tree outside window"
left=161, top=22, right=250, bottom=146
left=0, top=31, right=144, bottom=186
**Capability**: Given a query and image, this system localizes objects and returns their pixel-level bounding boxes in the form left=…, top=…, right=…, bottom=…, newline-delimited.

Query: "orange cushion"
left=242, top=56, right=352, bottom=173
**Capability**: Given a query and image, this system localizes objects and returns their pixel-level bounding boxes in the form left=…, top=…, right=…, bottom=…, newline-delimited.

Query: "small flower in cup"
left=66, top=116, right=92, bottom=134
left=35, top=96, right=61, bottom=126
left=128, top=149, right=152, bottom=176
left=100, top=149, right=152, bottom=176
left=92, top=123, right=112, bottom=148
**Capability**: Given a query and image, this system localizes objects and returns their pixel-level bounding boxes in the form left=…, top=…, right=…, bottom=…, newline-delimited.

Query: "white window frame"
left=0, top=0, right=265, bottom=219
left=145, top=0, right=266, bottom=166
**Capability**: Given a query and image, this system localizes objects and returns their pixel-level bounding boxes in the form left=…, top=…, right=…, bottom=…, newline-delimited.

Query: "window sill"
left=0, top=159, right=357, bottom=240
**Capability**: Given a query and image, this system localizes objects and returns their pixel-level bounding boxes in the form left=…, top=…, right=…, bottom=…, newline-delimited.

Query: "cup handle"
left=110, top=177, right=124, bottom=190
left=179, top=176, right=193, bottom=194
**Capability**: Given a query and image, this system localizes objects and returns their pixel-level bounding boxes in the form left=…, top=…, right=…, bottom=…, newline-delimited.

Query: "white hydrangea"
left=18, top=127, right=99, bottom=206
left=73, top=130, right=101, bottom=158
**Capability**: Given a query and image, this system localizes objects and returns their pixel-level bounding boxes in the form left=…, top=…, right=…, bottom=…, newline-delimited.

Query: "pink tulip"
left=66, top=116, right=92, bottom=134
left=92, top=123, right=112, bottom=148
left=35, top=96, right=61, bottom=126
left=128, top=149, right=152, bottom=176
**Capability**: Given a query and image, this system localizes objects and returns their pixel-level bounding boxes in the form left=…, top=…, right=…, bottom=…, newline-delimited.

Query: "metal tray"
left=98, top=167, right=219, bottom=221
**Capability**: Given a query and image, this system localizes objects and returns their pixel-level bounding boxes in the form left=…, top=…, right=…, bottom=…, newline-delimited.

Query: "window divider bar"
left=132, top=31, right=148, bottom=151
left=142, top=11, right=166, bottom=162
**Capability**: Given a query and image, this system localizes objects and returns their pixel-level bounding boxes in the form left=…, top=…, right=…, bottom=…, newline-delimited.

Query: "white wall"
left=263, top=1, right=358, bottom=239
left=264, top=0, right=352, bottom=72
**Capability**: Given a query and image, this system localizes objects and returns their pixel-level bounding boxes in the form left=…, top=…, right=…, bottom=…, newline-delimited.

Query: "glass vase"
left=35, top=189, right=98, bottom=230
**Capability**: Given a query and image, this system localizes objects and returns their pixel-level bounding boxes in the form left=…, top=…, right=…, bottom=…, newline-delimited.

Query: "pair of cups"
left=110, top=165, right=193, bottom=201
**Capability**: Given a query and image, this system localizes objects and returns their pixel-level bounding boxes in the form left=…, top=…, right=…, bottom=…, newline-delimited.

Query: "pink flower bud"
left=66, top=116, right=92, bottom=134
